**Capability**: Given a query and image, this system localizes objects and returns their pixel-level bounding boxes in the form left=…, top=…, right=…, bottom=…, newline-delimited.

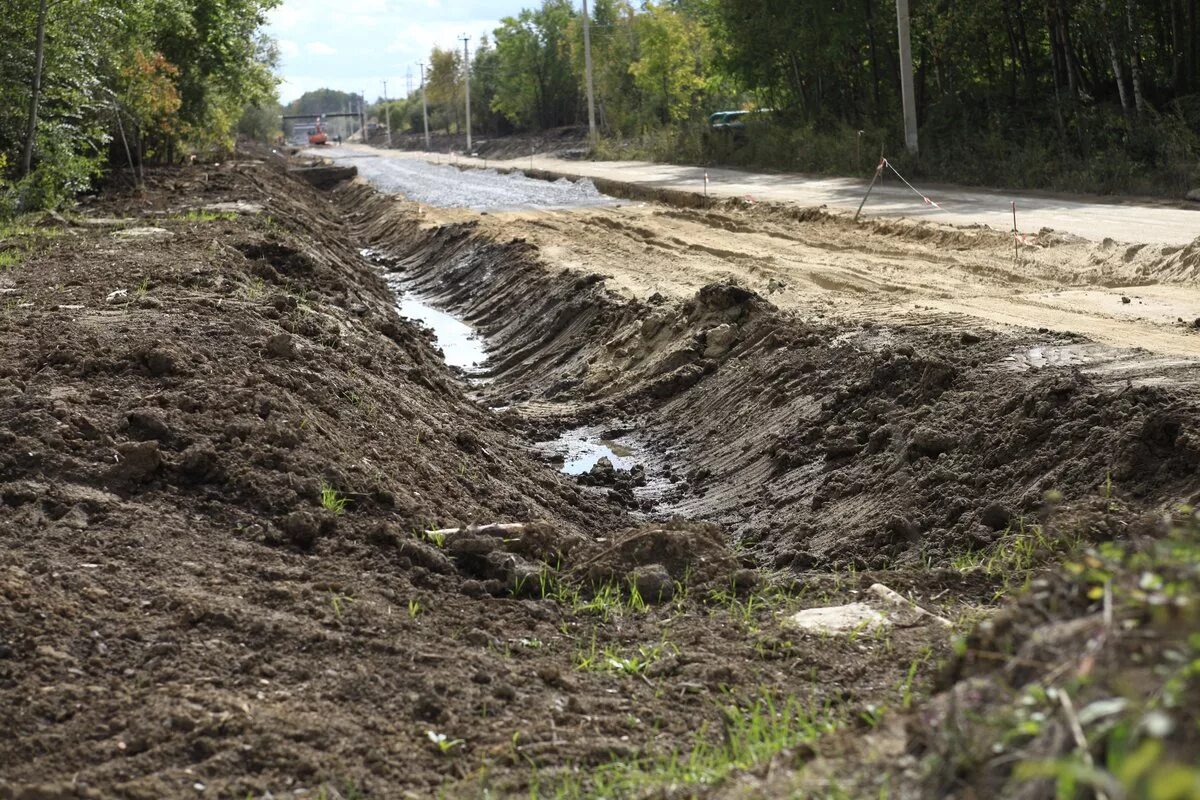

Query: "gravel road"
left=322, top=144, right=1200, bottom=246
left=306, top=148, right=614, bottom=211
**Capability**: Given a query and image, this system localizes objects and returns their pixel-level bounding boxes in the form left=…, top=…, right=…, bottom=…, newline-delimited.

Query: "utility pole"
left=896, top=0, right=919, bottom=155
left=382, top=80, right=392, bottom=147
left=419, top=62, right=431, bottom=150
left=459, top=34, right=472, bottom=152
left=406, top=67, right=413, bottom=96
left=582, top=0, right=597, bottom=143
left=360, top=89, right=368, bottom=144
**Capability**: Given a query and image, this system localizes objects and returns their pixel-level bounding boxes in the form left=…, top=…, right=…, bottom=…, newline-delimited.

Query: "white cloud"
left=266, top=0, right=524, bottom=103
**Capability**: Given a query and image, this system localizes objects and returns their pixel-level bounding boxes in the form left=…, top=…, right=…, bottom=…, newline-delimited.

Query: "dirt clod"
left=630, top=563, right=675, bottom=602
left=107, top=441, right=162, bottom=485
left=265, top=332, right=302, bottom=360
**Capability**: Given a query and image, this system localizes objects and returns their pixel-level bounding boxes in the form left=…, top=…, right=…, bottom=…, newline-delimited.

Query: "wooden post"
left=855, top=156, right=886, bottom=221
left=1011, top=201, right=1019, bottom=262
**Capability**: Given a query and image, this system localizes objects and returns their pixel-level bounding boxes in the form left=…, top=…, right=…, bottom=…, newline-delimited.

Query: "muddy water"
left=372, top=250, right=673, bottom=507
left=396, top=292, right=487, bottom=372
left=537, top=426, right=676, bottom=507
left=376, top=263, right=488, bottom=372
left=554, top=429, right=637, bottom=475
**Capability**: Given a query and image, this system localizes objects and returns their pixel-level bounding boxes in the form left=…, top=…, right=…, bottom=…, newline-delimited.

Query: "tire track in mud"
left=346, top=183, right=1200, bottom=571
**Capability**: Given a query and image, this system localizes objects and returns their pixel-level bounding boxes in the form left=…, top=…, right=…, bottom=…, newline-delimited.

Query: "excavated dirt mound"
left=349, top=186, right=1200, bottom=572
left=0, top=157, right=958, bottom=799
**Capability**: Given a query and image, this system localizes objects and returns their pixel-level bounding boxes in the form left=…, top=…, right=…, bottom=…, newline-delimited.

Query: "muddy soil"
left=3, top=154, right=1198, bottom=800
left=351, top=186, right=1200, bottom=571
left=0, top=157, right=956, bottom=799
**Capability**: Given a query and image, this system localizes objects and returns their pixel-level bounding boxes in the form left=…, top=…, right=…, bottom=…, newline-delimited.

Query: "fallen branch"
left=869, top=583, right=953, bottom=628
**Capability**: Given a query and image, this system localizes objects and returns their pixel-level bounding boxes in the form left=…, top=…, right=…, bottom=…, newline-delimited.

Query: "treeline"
left=376, top=0, right=725, bottom=140
left=0, top=0, right=279, bottom=215
left=381, top=0, right=1200, bottom=195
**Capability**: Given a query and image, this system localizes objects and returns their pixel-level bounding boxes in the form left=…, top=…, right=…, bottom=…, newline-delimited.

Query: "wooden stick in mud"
left=869, top=583, right=953, bottom=627
left=854, top=155, right=886, bottom=222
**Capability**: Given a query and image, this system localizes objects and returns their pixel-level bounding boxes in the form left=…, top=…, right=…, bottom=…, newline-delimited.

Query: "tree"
left=630, top=2, right=711, bottom=124
left=2, top=0, right=280, bottom=214
left=492, top=0, right=580, bottom=130
left=20, top=0, right=49, bottom=177
left=426, top=46, right=463, bottom=134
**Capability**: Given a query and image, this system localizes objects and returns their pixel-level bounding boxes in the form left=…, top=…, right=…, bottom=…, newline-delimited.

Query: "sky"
left=266, top=0, right=531, bottom=105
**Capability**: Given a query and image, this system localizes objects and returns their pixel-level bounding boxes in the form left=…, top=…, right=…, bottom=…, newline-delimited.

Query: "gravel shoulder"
left=330, top=143, right=1200, bottom=246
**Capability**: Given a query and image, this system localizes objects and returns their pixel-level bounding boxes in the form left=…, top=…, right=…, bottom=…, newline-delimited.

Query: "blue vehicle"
left=709, top=109, right=771, bottom=132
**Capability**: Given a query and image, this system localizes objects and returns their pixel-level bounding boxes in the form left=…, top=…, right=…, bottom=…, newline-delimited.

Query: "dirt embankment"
left=0, top=156, right=956, bottom=800
left=0, top=159, right=726, bottom=797
left=350, top=183, right=1200, bottom=570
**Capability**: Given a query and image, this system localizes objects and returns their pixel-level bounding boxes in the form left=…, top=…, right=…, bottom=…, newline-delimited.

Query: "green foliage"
left=0, top=0, right=279, bottom=217
left=492, top=1, right=580, bottom=131
left=426, top=46, right=464, bottom=135
left=171, top=209, right=237, bottom=223
left=237, top=99, right=282, bottom=143
left=951, top=517, right=1078, bottom=585
left=629, top=2, right=713, bottom=124
left=0, top=211, right=64, bottom=270
left=540, top=693, right=837, bottom=797
left=394, top=0, right=1199, bottom=196
left=319, top=483, right=349, bottom=515
left=574, top=631, right=676, bottom=676
left=942, top=507, right=1200, bottom=798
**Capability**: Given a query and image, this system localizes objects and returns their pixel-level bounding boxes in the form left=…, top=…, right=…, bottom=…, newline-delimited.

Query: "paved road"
left=323, top=144, right=1200, bottom=246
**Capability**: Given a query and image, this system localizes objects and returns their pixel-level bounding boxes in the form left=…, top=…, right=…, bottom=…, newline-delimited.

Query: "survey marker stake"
left=1011, top=201, right=1019, bottom=263
left=855, top=155, right=886, bottom=222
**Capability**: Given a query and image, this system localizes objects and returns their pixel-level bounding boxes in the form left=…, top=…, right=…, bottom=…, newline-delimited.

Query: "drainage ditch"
left=351, top=182, right=1200, bottom=572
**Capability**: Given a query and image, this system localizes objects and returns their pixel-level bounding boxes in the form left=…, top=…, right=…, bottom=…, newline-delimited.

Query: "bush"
left=10, top=141, right=102, bottom=216
left=596, top=102, right=1200, bottom=198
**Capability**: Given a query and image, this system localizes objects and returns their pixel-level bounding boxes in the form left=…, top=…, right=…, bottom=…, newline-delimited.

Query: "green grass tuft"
left=320, top=483, right=349, bottom=515
left=536, top=693, right=837, bottom=798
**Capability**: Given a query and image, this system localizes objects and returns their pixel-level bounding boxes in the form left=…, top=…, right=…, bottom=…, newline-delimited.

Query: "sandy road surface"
left=481, top=203, right=1200, bottom=360
left=326, top=143, right=1200, bottom=246
left=312, top=145, right=1200, bottom=359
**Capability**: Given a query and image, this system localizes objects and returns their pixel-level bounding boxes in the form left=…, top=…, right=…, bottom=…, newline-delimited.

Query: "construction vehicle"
left=308, top=119, right=328, bottom=146
left=282, top=112, right=363, bottom=147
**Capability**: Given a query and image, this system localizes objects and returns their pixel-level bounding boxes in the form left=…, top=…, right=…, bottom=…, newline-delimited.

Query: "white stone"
left=112, top=227, right=172, bottom=238
left=784, top=602, right=889, bottom=634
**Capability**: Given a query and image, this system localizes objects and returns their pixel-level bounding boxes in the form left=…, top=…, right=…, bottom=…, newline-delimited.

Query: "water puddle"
left=1002, top=343, right=1093, bottom=371
left=380, top=272, right=487, bottom=373
left=396, top=293, right=487, bottom=372
left=559, top=434, right=636, bottom=475
left=536, top=425, right=674, bottom=507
